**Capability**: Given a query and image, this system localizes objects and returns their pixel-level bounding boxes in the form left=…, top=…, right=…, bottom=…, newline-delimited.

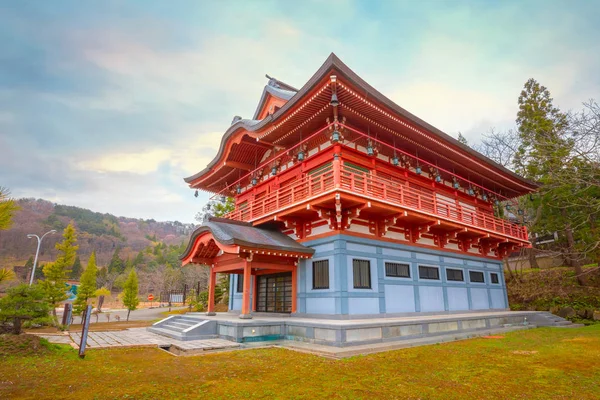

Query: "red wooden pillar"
left=291, top=265, right=298, bottom=314
left=206, top=268, right=216, bottom=316
left=252, top=273, right=258, bottom=312
left=240, top=259, right=252, bottom=319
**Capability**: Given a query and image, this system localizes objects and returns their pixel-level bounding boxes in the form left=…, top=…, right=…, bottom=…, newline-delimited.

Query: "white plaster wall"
left=347, top=224, right=371, bottom=234
left=418, top=237, right=436, bottom=246
left=309, top=224, right=331, bottom=236
left=419, top=286, right=445, bottom=312
left=384, top=285, right=416, bottom=313
left=447, top=287, right=469, bottom=311
left=383, top=231, right=408, bottom=242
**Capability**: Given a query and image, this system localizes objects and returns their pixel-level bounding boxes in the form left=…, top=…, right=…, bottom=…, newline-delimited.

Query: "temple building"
left=180, top=53, right=537, bottom=319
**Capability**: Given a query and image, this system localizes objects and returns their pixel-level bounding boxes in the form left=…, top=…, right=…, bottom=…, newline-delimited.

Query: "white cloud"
left=77, top=130, right=224, bottom=176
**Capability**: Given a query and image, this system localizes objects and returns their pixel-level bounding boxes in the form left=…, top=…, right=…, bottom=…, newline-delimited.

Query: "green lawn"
left=2, top=325, right=600, bottom=399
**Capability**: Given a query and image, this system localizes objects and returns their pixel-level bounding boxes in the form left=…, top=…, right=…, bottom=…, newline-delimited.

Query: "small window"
left=419, top=266, right=440, bottom=280
left=236, top=274, right=244, bottom=293
left=385, top=262, right=410, bottom=278
left=312, top=260, right=330, bottom=289
left=490, top=273, right=499, bottom=284
left=469, top=271, right=485, bottom=283
left=353, top=259, right=371, bottom=289
left=446, top=268, right=464, bottom=282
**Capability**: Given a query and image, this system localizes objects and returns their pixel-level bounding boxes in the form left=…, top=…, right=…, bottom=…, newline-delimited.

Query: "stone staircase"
left=527, top=311, right=585, bottom=328
left=147, top=315, right=218, bottom=341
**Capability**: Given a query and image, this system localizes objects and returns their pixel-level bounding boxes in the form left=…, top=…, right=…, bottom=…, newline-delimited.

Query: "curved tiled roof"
left=252, top=84, right=297, bottom=120
left=184, top=53, right=538, bottom=193
left=179, top=217, right=314, bottom=261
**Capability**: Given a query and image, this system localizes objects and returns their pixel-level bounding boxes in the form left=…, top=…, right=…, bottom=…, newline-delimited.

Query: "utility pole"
left=27, top=230, right=56, bottom=285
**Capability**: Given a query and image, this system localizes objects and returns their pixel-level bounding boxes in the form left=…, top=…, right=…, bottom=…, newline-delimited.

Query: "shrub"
left=0, top=284, right=51, bottom=334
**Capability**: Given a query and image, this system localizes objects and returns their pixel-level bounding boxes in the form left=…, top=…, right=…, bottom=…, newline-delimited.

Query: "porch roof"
left=180, top=217, right=314, bottom=264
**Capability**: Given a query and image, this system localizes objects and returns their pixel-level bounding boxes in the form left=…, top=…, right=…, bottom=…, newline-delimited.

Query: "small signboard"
left=147, top=294, right=154, bottom=301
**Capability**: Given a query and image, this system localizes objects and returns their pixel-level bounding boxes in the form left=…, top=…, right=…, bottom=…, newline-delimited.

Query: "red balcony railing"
left=225, top=169, right=335, bottom=222
left=225, top=164, right=528, bottom=241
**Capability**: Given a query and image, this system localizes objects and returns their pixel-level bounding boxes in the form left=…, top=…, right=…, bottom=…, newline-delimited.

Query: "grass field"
left=2, top=325, right=599, bottom=399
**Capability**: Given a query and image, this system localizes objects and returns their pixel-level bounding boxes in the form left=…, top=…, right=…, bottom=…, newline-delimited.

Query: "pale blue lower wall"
left=295, top=234, right=508, bottom=316
left=227, top=234, right=509, bottom=316
left=229, top=275, right=254, bottom=312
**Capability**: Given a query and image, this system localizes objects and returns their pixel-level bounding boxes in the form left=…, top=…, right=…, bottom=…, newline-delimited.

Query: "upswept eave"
left=179, top=217, right=315, bottom=262
left=184, top=53, right=539, bottom=191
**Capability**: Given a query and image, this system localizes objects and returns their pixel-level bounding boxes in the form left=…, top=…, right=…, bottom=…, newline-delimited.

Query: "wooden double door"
left=256, top=272, right=292, bottom=313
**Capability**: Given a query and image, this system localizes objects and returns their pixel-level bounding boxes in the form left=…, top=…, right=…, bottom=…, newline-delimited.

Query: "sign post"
left=79, top=305, right=92, bottom=359
left=61, top=303, right=73, bottom=329
left=147, top=293, right=154, bottom=308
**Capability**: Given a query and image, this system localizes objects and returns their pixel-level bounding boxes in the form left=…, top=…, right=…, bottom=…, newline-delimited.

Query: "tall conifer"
left=41, top=222, right=78, bottom=320
left=73, top=252, right=98, bottom=315
left=122, top=269, right=139, bottom=321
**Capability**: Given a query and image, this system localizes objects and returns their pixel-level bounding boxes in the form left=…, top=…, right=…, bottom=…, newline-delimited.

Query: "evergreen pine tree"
left=133, top=251, right=144, bottom=267
left=108, top=247, right=124, bottom=274
left=0, top=284, right=51, bottom=334
left=73, top=252, right=98, bottom=315
left=34, top=263, right=44, bottom=282
left=122, top=269, right=139, bottom=321
left=41, top=222, right=78, bottom=321
left=515, top=79, right=592, bottom=284
left=125, top=257, right=134, bottom=272
left=24, top=256, right=34, bottom=282
left=70, top=256, right=82, bottom=280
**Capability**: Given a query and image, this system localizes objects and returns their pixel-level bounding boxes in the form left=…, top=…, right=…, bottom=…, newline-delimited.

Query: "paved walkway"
left=40, top=328, right=239, bottom=351
left=61, top=306, right=188, bottom=324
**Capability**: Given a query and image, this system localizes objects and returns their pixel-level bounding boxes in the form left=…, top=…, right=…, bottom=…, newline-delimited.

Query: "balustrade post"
left=333, top=146, right=341, bottom=189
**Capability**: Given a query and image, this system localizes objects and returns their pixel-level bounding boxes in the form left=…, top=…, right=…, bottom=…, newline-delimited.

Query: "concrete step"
left=166, top=320, right=197, bottom=329
left=178, top=316, right=207, bottom=323
left=148, top=326, right=219, bottom=342
left=177, top=314, right=206, bottom=321
left=160, top=324, right=188, bottom=333
left=147, top=326, right=185, bottom=340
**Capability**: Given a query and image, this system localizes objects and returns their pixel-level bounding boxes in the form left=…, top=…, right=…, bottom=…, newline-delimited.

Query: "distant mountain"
left=0, top=198, right=196, bottom=268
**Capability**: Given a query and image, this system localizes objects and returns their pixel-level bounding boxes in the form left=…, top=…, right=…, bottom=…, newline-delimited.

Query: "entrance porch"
left=180, top=217, right=314, bottom=319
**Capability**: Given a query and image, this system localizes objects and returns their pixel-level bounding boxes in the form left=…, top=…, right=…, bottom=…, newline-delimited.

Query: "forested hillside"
left=0, top=198, right=195, bottom=268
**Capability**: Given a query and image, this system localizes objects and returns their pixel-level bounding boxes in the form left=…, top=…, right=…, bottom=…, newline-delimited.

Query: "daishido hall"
left=179, top=54, right=538, bottom=321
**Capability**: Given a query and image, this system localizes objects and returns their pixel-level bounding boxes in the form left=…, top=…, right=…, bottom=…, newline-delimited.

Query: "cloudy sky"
left=1, top=1, right=598, bottom=223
